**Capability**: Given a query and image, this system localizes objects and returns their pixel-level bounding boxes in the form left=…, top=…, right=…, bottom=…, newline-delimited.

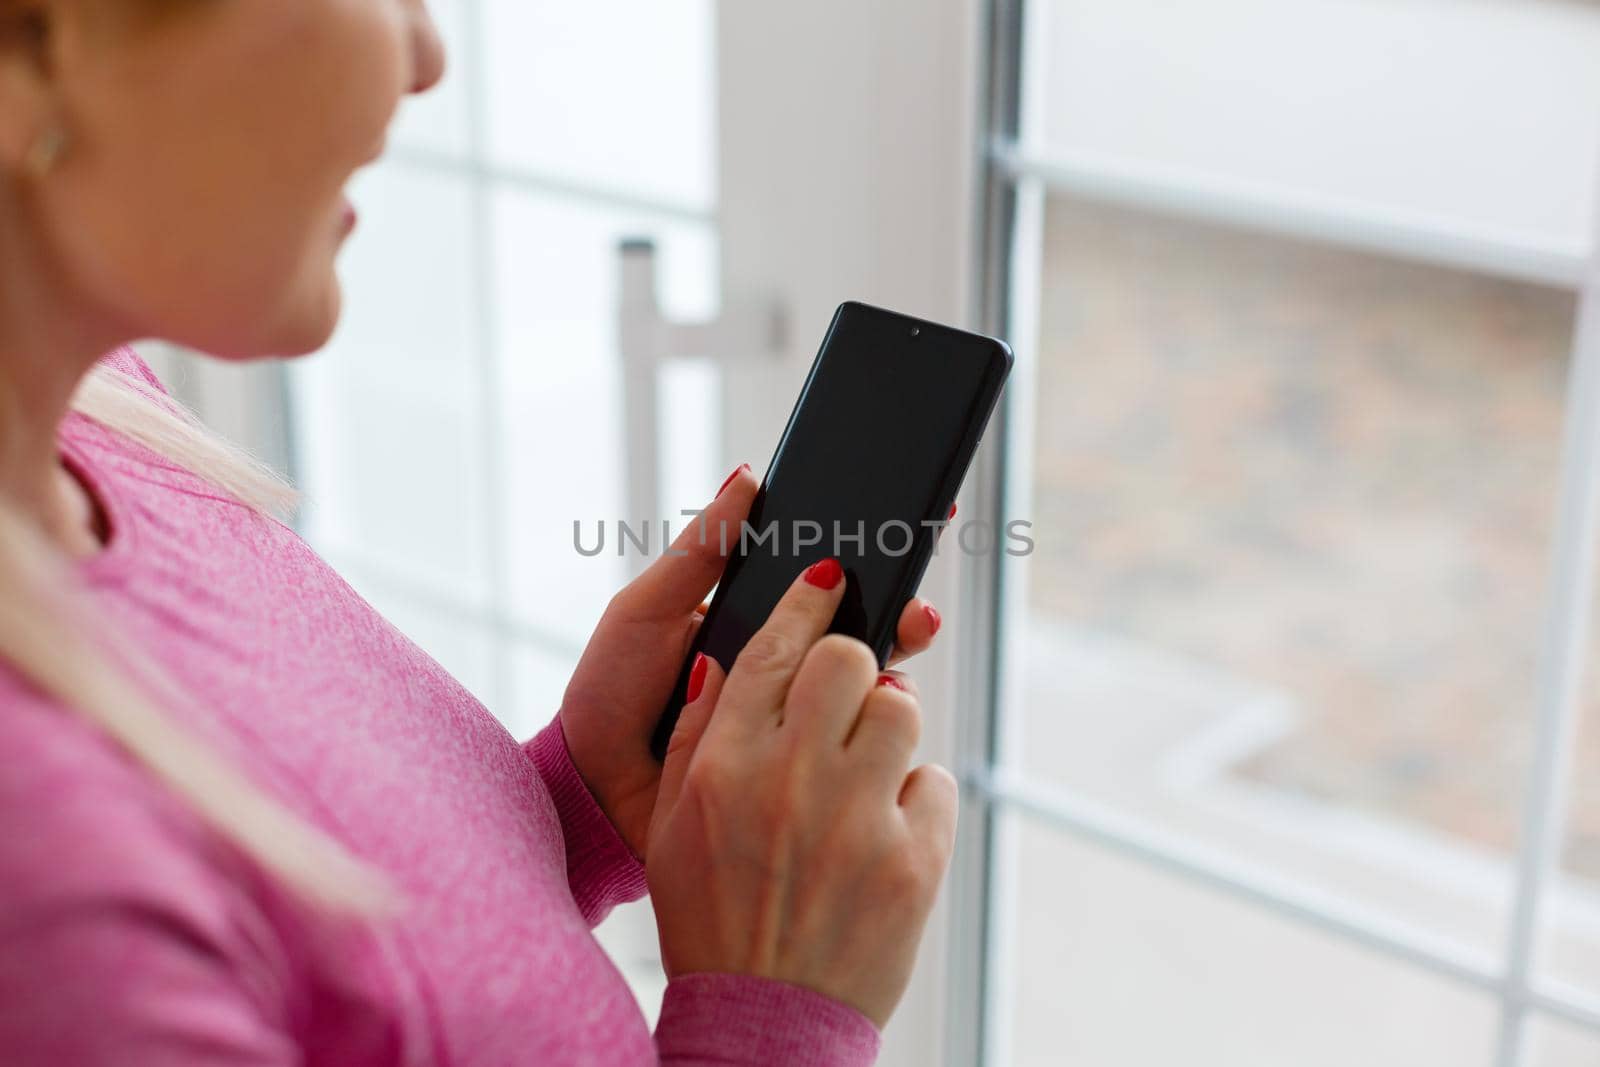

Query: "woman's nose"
left=408, top=5, right=447, bottom=96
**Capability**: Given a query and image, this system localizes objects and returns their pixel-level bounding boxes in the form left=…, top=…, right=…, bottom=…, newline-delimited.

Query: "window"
left=966, top=1, right=1600, bottom=1063
left=287, top=0, right=717, bottom=1021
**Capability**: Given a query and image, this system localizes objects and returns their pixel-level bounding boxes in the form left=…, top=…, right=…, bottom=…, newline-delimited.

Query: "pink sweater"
left=0, top=348, right=881, bottom=1065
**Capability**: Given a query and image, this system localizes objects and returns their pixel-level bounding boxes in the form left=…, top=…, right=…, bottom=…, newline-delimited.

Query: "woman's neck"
left=0, top=180, right=128, bottom=558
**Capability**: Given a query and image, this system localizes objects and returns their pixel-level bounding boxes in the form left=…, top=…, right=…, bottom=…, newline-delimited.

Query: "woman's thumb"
left=656, top=653, right=726, bottom=816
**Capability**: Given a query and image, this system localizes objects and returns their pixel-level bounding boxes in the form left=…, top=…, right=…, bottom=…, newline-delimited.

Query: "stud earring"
left=23, top=125, right=69, bottom=177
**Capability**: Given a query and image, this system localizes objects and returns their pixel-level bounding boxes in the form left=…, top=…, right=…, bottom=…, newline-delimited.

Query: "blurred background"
left=137, top=1, right=1600, bottom=1065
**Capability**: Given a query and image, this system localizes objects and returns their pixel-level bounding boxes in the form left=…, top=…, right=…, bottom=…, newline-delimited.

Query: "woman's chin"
left=274, top=276, right=345, bottom=357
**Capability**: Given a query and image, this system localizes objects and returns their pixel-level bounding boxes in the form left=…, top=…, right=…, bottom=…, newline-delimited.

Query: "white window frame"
left=954, top=2, right=1600, bottom=1064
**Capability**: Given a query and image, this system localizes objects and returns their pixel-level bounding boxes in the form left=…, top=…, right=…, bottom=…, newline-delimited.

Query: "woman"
left=0, top=1, right=958, bottom=1064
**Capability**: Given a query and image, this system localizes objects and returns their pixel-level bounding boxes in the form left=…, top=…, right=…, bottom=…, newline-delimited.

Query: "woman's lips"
left=340, top=138, right=383, bottom=236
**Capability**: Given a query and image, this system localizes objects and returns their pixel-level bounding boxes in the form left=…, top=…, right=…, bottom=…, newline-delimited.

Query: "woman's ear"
left=0, top=2, right=59, bottom=174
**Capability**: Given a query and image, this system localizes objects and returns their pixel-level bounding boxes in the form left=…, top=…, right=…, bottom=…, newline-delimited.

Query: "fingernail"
left=923, top=603, right=941, bottom=634
left=803, top=557, right=843, bottom=590
left=877, top=673, right=907, bottom=691
left=948, top=502, right=957, bottom=520
left=715, top=463, right=751, bottom=499
left=685, top=652, right=708, bottom=703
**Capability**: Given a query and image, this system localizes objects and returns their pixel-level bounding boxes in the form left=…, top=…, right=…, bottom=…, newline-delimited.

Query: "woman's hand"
left=646, top=560, right=958, bottom=1029
left=558, top=464, right=947, bottom=857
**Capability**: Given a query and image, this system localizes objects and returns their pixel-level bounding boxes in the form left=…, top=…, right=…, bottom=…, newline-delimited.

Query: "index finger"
left=705, top=556, right=848, bottom=745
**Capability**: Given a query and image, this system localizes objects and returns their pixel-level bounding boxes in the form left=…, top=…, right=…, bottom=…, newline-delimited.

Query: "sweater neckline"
left=56, top=419, right=139, bottom=587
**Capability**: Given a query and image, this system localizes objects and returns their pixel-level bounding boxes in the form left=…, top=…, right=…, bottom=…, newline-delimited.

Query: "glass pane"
left=1543, top=583, right=1600, bottom=993
left=1029, top=0, right=1600, bottom=249
left=490, top=185, right=718, bottom=650
left=505, top=639, right=582, bottom=743
left=482, top=0, right=715, bottom=210
left=390, top=0, right=470, bottom=158
left=292, top=164, right=489, bottom=600
left=594, top=900, right=666, bottom=1027
left=1530, top=1014, right=1600, bottom=1067
left=999, top=810, right=1497, bottom=1067
left=1011, top=193, right=1576, bottom=960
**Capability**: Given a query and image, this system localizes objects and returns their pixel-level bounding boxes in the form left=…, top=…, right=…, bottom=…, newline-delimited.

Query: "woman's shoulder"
left=0, top=667, right=355, bottom=1062
left=0, top=664, right=321, bottom=984
left=0, top=660, right=320, bottom=990
left=0, top=665, right=248, bottom=910
left=0, top=662, right=424, bottom=1063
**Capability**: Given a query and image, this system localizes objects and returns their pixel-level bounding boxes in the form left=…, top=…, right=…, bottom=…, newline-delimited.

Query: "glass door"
left=971, top=1, right=1600, bottom=1064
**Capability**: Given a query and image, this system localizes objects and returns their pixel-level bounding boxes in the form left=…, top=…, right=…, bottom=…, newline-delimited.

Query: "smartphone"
left=649, top=300, right=1013, bottom=760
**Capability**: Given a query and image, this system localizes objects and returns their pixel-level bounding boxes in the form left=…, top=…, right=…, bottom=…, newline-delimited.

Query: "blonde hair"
left=0, top=361, right=395, bottom=916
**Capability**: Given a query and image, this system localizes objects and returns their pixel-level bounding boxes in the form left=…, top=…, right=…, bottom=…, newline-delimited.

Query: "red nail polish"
left=877, top=673, right=907, bottom=691
left=715, top=463, right=751, bottom=499
left=948, top=502, right=957, bottom=520
left=923, top=603, right=941, bottom=635
left=803, top=557, right=843, bottom=590
left=685, top=652, right=708, bottom=703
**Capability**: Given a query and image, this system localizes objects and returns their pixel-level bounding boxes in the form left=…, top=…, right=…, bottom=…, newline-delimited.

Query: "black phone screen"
left=650, top=301, right=1011, bottom=759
